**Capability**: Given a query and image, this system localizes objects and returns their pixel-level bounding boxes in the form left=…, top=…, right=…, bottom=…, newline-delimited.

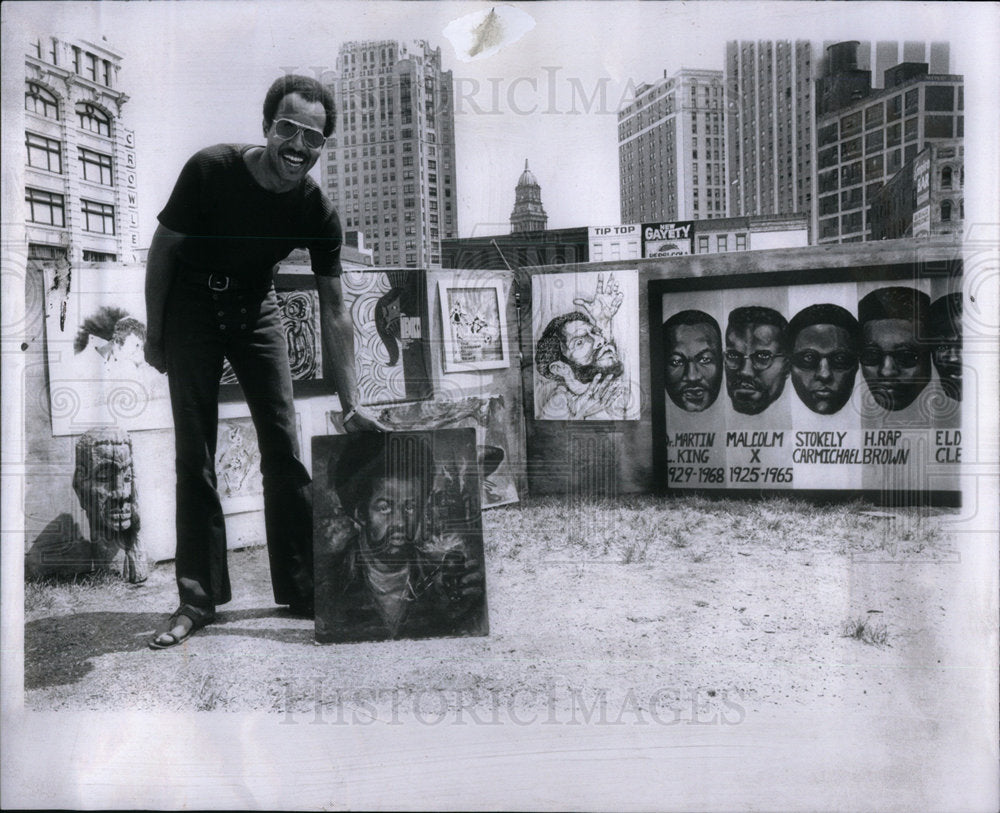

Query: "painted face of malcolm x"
left=725, top=323, right=789, bottom=415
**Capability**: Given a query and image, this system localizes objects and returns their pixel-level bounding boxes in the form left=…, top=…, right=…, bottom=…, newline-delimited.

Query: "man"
left=724, top=306, right=790, bottom=415
left=857, top=287, right=932, bottom=412
left=145, top=75, right=381, bottom=649
left=928, top=292, right=962, bottom=402
left=786, top=304, right=861, bottom=416
left=316, top=433, right=486, bottom=642
left=534, top=311, right=630, bottom=419
left=662, top=309, right=722, bottom=412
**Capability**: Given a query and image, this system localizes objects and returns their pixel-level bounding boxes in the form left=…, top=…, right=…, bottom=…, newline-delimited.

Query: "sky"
left=5, top=1, right=997, bottom=245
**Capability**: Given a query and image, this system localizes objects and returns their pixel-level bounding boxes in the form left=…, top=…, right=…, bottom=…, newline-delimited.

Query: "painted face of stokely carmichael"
left=790, top=324, right=859, bottom=415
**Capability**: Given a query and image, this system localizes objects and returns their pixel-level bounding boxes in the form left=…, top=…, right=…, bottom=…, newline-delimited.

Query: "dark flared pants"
left=164, top=275, right=313, bottom=612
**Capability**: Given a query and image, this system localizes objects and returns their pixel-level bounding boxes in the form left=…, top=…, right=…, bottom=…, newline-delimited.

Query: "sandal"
left=148, top=604, right=216, bottom=650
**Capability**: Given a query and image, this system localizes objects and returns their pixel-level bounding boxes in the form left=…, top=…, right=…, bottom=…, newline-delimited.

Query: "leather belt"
left=182, top=269, right=254, bottom=292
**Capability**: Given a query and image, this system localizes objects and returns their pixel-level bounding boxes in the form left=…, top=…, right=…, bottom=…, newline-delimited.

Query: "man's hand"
left=144, top=339, right=167, bottom=374
left=573, top=272, right=623, bottom=331
left=567, top=373, right=627, bottom=419
left=343, top=407, right=387, bottom=432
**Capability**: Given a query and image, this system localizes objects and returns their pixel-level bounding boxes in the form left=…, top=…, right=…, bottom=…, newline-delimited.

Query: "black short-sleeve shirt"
left=157, top=144, right=342, bottom=283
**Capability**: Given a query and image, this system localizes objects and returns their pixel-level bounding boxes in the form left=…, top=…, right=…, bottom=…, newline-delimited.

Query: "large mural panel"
left=650, top=263, right=963, bottom=498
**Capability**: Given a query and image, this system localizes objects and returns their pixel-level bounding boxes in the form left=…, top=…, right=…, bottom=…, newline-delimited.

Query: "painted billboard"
left=642, top=221, right=694, bottom=258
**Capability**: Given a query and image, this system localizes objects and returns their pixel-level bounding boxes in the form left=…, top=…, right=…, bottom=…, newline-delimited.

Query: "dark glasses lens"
left=860, top=348, right=921, bottom=367
left=274, top=119, right=325, bottom=148
left=792, top=351, right=858, bottom=371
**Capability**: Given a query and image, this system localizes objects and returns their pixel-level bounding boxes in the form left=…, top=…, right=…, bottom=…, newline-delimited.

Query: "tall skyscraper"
left=509, top=159, right=548, bottom=233
left=23, top=35, right=140, bottom=265
left=815, top=45, right=963, bottom=244
left=725, top=41, right=817, bottom=225
left=618, top=68, right=726, bottom=224
left=322, top=40, right=457, bottom=268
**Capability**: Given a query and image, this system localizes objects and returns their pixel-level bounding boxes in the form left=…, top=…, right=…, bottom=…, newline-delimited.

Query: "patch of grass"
left=24, top=570, right=132, bottom=615
left=841, top=615, right=890, bottom=647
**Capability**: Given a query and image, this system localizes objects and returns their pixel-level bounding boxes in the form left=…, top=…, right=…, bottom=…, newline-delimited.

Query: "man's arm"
left=316, top=274, right=383, bottom=432
left=143, top=223, right=185, bottom=373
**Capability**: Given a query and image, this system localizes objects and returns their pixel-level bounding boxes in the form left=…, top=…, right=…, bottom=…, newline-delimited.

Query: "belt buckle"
left=208, top=273, right=230, bottom=292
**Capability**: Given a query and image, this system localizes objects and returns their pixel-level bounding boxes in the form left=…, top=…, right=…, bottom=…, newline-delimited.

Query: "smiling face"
left=860, top=318, right=932, bottom=411
left=790, top=324, right=858, bottom=415
left=665, top=322, right=722, bottom=412
left=725, top=323, right=789, bottom=415
left=261, top=92, right=326, bottom=188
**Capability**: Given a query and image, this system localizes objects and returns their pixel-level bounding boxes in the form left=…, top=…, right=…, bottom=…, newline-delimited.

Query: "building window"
left=77, top=103, right=111, bottom=136
left=29, top=243, right=67, bottom=261
left=698, top=235, right=709, bottom=253
left=26, top=187, right=65, bottom=227
left=940, top=200, right=952, bottom=222
left=79, top=148, right=113, bottom=185
left=26, top=132, right=62, bottom=173
left=81, top=199, right=115, bottom=234
left=925, top=115, right=954, bottom=139
left=82, top=250, right=117, bottom=262
left=925, top=85, right=955, bottom=112
left=735, top=233, right=747, bottom=251
left=716, top=235, right=728, bottom=252
left=25, top=82, right=59, bottom=120
left=103, top=60, right=113, bottom=86
left=85, top=52, right=98, bottom=81
left=941, top=166, right=953, bottom=189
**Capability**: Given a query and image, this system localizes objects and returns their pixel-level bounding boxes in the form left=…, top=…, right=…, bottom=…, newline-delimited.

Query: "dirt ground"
left=23, top=496, right=970, bottom=726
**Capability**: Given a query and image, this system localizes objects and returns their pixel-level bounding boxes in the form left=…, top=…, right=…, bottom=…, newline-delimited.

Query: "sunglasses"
left=791, top=350, right=858, bottom=371
left=272, top=118, right=326, bottom=149
left=724, top=350, right=784, bottom=371
left=859, top=348, right=922, bottom=368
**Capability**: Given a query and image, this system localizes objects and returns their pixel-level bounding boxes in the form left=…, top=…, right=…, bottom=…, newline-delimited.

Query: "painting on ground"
left=313, top=428, right=489, bottom=644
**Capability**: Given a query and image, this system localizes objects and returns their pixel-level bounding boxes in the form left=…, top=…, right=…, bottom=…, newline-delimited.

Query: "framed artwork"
left=220, top=274, right=328, bottom=400
left=438, top=280, right=509, bottom=372
left=531, top=270, right=641, bottom=421
left=364, top=393, right=522, bottom=508
left=312, top=428, right=489, bottom=644
left=44, top=266, right=173, bottom=435
left=343, top=268, right=433, bottom=405
left=649, top=261, right=963, bottom=500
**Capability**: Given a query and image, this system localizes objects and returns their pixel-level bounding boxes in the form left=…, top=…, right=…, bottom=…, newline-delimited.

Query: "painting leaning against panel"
left=650, top=262, right=963, bottom=499
left=312, top=428, right=489, bottom=644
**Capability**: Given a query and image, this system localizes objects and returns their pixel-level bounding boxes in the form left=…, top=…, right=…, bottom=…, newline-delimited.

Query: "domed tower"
left=509, top=159, right=548, bottom=233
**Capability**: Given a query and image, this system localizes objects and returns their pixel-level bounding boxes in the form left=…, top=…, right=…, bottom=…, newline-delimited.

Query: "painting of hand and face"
left=532, top=270, right=641, bottom=421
